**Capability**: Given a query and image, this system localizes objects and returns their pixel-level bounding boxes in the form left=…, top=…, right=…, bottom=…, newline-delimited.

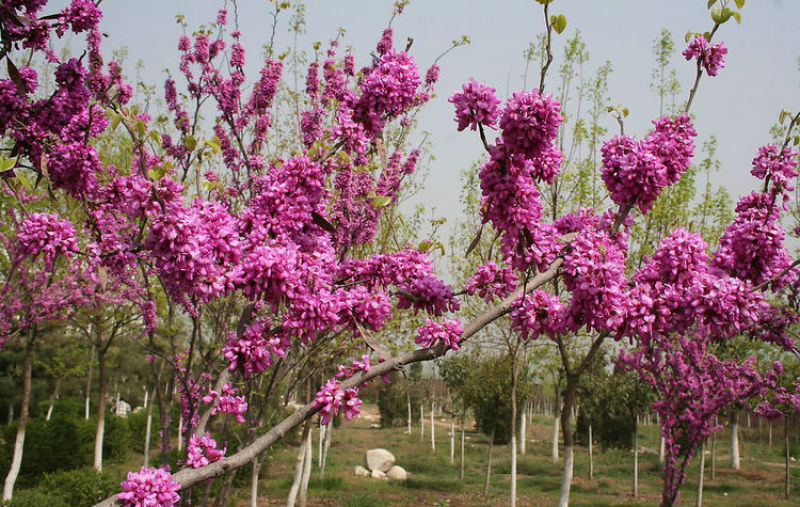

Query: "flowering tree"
left=0, top=1, right=798, bottom=507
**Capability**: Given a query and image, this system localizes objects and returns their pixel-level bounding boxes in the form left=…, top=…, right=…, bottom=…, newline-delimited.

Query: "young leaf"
left=553, top=14, right=567, bottom=34
left=735, top=0, right=745, bottom=9
left=372, top=195, right=392, bottom=209
left=707, top=0, right=717, bottom=8
left=0, top=158, right=17, bottom=173
left=185, top=135, right=198, bottom=151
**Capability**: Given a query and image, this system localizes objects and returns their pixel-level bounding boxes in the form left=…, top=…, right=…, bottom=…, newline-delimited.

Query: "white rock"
left=386, top=465, right=408, bottom=480
left=371, top=469, right=386, bottom=479
left=365, top=448, right=395, bottom=472
left=353, top=465, right=370, bottom=477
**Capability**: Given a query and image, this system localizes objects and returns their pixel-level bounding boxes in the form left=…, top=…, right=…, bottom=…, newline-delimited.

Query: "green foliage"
left=377, top=379, right=422, bottom=427
left=3, top=467, right=119, bottom=507
left=576, top=366, right=653, bottom=450
left=440, top=352, right=533, bottom=444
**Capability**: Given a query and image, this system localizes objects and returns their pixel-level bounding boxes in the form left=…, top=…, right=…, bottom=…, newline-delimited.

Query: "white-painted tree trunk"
left=287, top=428, right=308, bottom=507
left=633, top=418, right=639, bottom=498
left=2, top=333, right=34, bottom=502
left=320, top=421, right=332, bottom=478
left=251, top=457, right=261, bottom=507
left=45, top=378, right=61, bottom=422
left=659, top=435, right=665, bottom=464
left=298, top=429, right=312, bottom=507
left=552, top=412, right=560, bottom=463
left=731, top=411, right=740, bottom=470
left=450, top=420, right=455, bottom=464
left=430, top=403, right=436, bottom=452
left=318, top=422, right=324, bottom=468
left=177, top=417, right=183, bottom=451
left=557, top=446, right=574, bottom=507
left=144, top=392, right=153, bottom=468
left=406, top=386, right=412, bottom=435
left=459, top=417, right=466, bottom=480
left=696, top=442, right=705, bottom=507
left=420, top=403, right=424, bottom=440
left=588, top=424, right=594, bottom=480
left=519, top=405, right=527, bottom=455
left=511, top=427, right=517, bottom=507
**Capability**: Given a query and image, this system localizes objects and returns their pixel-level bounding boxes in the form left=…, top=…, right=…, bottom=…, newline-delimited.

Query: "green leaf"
left=707, top=0, right=717, bottom=8
left=372, top=195, right=392, bottom=209
left=735, top=0, right=745, bottom=9
left=205, top=139, right=222, bottom=154
left=185, top=135, right=197, bottom=152
left=553, top=14, right=567, bottom=34
left=0, top=158, right=17, bottom=173
left=147, top=169, right=160, bottom=180
left=148, top=130, right=163, bottom=145
left=110, top=114, right=121, bottom=131
left=418, top=241, right=432, bottom=252
left=710, top=7, right=725, bottom=23
left=731, top=11, right=741, bottom=24
left=136, top=120, right=146, bottom=138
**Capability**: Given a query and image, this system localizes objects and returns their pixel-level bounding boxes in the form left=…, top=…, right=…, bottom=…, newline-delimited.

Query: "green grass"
left=235, top=404, right=800, bottom=506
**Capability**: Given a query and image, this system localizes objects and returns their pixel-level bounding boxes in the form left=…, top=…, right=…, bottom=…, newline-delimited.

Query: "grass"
left=231, top=405, right=800, bottom=506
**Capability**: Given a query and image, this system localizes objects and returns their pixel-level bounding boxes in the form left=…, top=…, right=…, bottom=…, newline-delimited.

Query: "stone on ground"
left=353, top=465, right=370, bottom=477
left=365, top=448, right=395, bottom=472
left=386, top=465, right=408, bottom=480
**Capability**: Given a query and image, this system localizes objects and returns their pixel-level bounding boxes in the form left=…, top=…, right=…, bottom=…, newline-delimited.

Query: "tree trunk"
left=633, top=416, right=639, bottom=499
left=710, top=418, right=716, bottom=481
left=177, top=417, right=184, bottom=451
left=510, top=349, right=519, bottom=507
left=406, top=386, right=412, bottom=435
left=85, top=345, right=94, bottom=420
left=659, top=435, right=665, bottom=464
left=460, top=412, right=466, bottom=480
left=519, top=401, right=527, bottom=455
left=696, top=441, right=705, bottom=507
left=450, top=419, right=455, bottom=464
left=320, top=419, right=332, bottom=478
left=430, top=402, right=436, bottom=452
left=420, top=402, right=424, bottom=440
left=785, top=416, right=791, bottom=500
left=2, top=331, right=35, bottom=502
left=731, top=410, right=740, bottom=470
left=557, top=377, right=578, bottom=507
left=552, top=410, right=560, bottom=463
left=588, top=423, right=594, bottom=480
left=287, top=421, right=311, bottom=507
left=251, top=457, right=261, bottom=507
left=144, top=391, right=153, bottom=468
left=46, top=377, right=62, bottom=422
left=298, top=428, right=312, bottom=507
left=6, top=404, right=12, bottom=426
left=483, top=424, right=496, bottom=495
left=94, top=345, right=107, bottom=471
left=318, top=422, right=324, bottom=468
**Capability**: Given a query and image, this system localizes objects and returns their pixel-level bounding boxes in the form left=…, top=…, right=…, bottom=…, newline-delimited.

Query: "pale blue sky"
left=94, top=0, right=799, bottom=236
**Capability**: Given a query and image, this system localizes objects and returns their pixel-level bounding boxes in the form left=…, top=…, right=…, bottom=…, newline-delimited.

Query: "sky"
left=91, top=0, right=800, bottom=239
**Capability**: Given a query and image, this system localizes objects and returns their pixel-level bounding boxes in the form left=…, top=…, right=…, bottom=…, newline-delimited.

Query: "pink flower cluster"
left=448, top=79, right=501, bottom=131
left=313, top=379, right=362, bottom=425
left=202, top=383, right=248, bottom=423
left=510, top=290, right=564, bottom=340
left=713, top=192, right=796, bottom=288
left=682, top=35, right=727, bottom=77
left=601, top=114, right=696, bottom=213
left=335, top=354, right=371, bottom=379
left=118, top=466, right=181, bottom=507
left=750, top=144, right=799, bottom=203
left=186, top=433, right=226, bottom=469
left=464, top=261, right=518, bottom=302
left=499, top=89, right=562, bottom=159
left=561, top=223, right=629, bottom=334
left=15, top=212, right=78, bottom=268
left=222, top=320, right=290, bottom=378
left=414, top=318, right=464, bottom=350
